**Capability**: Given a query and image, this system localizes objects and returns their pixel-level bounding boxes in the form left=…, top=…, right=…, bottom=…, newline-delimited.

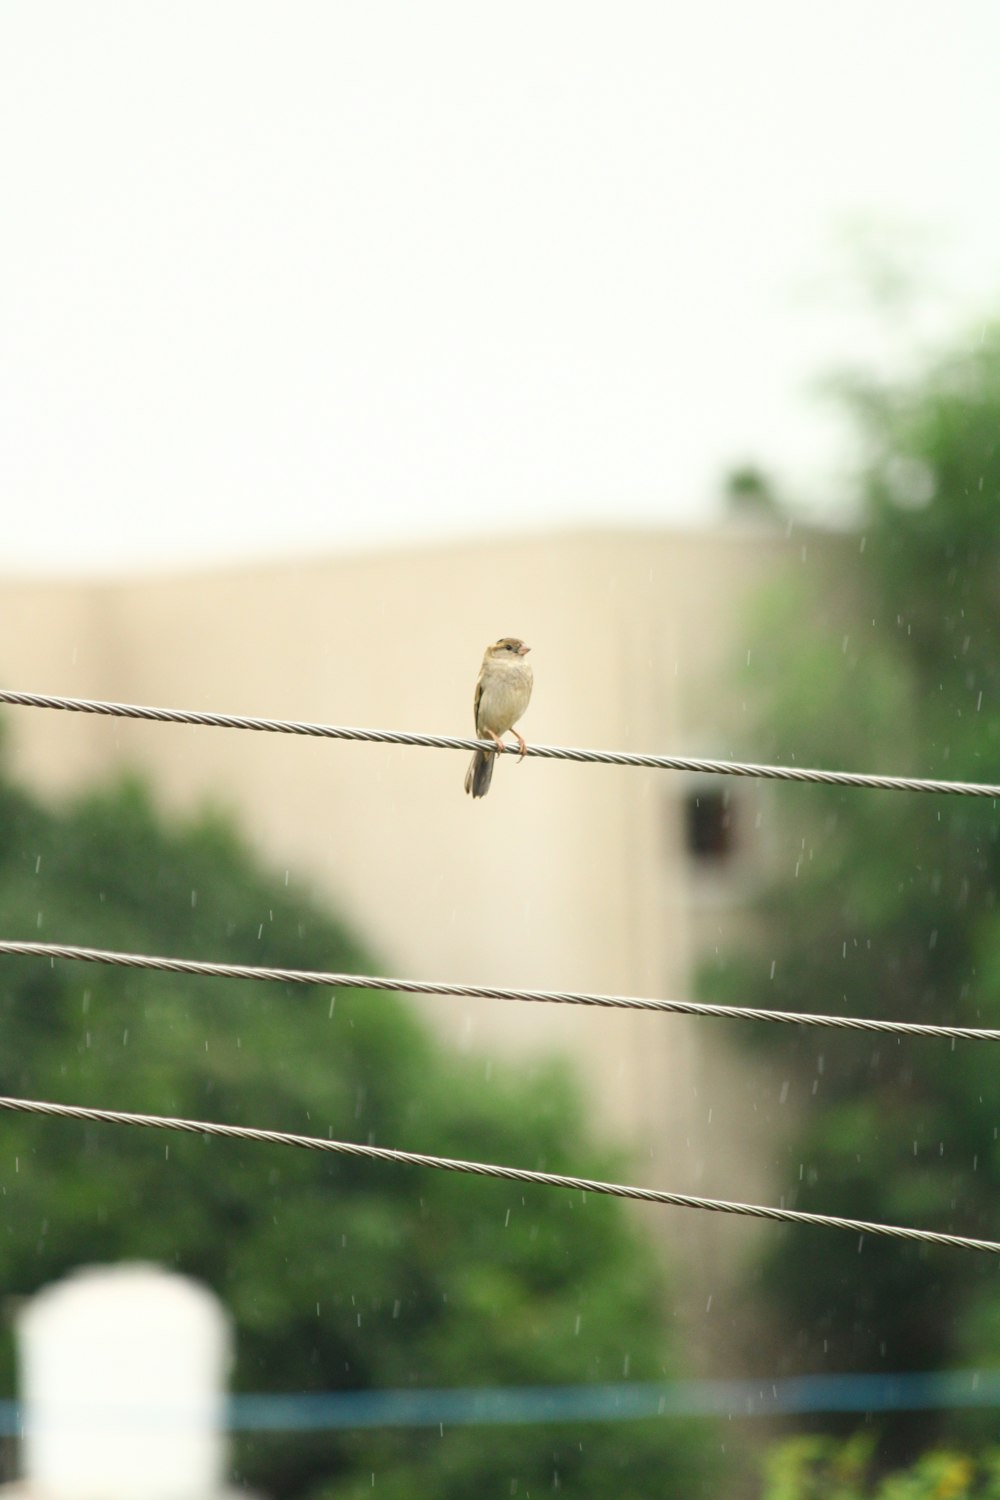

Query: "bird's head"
left=487, top=638, right=531, bottom=659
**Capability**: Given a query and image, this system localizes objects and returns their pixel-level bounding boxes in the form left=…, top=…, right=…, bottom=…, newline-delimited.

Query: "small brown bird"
left=464, top=637, right=533, bottom=798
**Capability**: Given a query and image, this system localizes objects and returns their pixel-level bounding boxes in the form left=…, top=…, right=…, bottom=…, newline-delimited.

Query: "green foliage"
left=725, top=465, right=783, bottom=518
left=701, top=325, right=1000, bottom=1449
left=761, top=1431, right=878, bottom=1500
left=0, top=769, right=716, bottom=1497
left=761, top=1432, right=1000, bottom=1500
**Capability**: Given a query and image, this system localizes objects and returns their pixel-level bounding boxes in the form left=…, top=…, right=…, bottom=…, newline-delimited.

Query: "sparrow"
left=464, top=637, right=533, bottom=799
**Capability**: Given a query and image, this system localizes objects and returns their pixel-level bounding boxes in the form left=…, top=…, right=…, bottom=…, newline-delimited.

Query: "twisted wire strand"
left=1, top=938, right=997, bottom=1042
left=0, top=1093, right=994, bottom=1253
left=1, top=688, right=998, bottom=797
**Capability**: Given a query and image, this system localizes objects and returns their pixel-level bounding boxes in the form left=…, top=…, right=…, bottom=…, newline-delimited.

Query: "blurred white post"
left=16, top=1264, right=232, bottom=1500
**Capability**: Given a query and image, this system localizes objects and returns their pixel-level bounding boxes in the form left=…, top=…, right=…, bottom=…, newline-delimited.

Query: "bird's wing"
left=472, top=672, right=484, bottom=733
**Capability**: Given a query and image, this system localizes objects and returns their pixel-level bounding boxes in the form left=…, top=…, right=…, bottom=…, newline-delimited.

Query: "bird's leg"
left=486, top=730, right=507, bottom=754
left=511, top=729, right=528, bottom=761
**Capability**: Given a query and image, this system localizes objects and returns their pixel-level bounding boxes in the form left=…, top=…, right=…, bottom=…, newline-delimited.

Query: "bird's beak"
left=517, top=643, right=531, bottom=656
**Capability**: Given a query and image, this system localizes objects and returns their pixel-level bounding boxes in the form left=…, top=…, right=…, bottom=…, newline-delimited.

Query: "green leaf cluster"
left=761, top=1431, right=1000, bottom=1500
left=0, top=770, right=715, bottom=1497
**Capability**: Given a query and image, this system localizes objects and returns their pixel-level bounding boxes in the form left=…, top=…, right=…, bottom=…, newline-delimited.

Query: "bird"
left=464, top=637, right=533, bottom=799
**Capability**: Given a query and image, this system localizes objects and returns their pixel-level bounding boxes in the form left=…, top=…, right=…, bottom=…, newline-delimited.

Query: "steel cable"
left=1, top=938, right=997, bottom=1042
left=1, top=688, right=998, bottom=797
left=0, top=1093, right=995, bottom=1254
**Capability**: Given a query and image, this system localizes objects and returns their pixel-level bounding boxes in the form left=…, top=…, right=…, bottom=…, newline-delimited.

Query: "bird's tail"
left=464, top=748, right=495, bottom=798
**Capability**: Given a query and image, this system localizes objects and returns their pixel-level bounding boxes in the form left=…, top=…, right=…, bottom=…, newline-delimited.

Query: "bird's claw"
left=485, top=730, right=528, bottom=760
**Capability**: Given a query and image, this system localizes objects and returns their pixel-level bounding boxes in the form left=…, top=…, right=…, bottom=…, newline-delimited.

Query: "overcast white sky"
left=3, top=2, right=999, bottom=575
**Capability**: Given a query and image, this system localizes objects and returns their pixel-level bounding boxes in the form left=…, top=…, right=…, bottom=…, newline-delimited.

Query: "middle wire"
left=0, top=938, right=995, bottom=1043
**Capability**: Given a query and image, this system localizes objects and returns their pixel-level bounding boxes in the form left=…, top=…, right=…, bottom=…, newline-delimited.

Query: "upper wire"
left=1, top=688, right=999, bottom=797
left=0, top=1092, right=995, bottom=1254
left=1, top=938, right=998, bottom=1043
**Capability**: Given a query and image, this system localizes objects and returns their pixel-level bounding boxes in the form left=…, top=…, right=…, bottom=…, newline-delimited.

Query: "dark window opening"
left=684, top=788, right=735, bottom=860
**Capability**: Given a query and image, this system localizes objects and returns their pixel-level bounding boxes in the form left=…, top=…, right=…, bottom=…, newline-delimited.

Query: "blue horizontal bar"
left=1, top=1370, right=997, bottom=1437
left=227, top=1370, right=1000, bottom=1431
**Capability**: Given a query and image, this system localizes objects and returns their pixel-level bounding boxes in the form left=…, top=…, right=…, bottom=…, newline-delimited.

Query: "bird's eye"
left=506, top=643, right=516, bottom=652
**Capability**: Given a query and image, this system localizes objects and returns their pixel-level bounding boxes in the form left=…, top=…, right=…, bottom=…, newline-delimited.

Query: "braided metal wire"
left=1, top=938, right=997, bottom=1042
left=0, top=1093, right=994, bottom=1253
left=1, top=688, right=999, bottom=796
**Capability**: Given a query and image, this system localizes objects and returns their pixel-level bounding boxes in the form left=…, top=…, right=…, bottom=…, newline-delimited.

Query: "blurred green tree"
left=702, top=325, right=1000, bottom=1452
left=0, top=767, right=715, bottom=1497
left=760, top=1430, right=1000, bottom=1500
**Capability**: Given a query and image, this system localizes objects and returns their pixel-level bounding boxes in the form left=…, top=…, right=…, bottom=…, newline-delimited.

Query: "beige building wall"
left=0, top=525, right=842, bottom=1329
